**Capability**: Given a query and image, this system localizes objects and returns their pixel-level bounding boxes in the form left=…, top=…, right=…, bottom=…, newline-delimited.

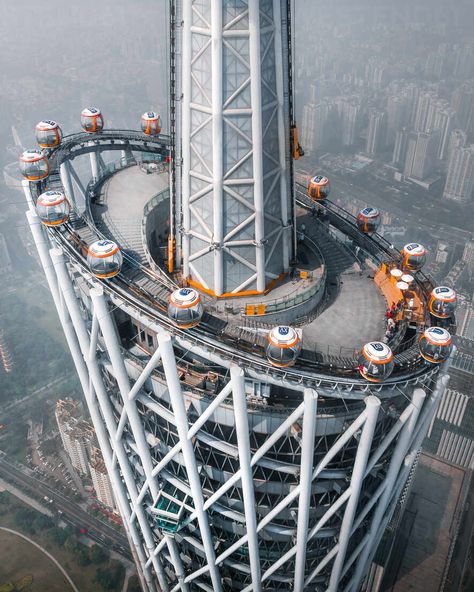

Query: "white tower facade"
left=443, top=144, right=474, bottom=203
left=179, top=0, right=293, bottom=296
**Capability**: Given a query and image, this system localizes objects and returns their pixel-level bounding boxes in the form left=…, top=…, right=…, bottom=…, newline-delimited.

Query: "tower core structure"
left=177, top=0, right=293, bottom=296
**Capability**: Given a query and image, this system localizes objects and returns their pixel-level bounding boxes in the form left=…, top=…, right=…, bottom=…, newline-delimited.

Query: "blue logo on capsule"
left=431, top=327, right=444, bottom=335
left=179, top=288, right=192, bottom=297
left=278, top=326, right=290, bottom=336
left=372, top=343, right=384, bottom=352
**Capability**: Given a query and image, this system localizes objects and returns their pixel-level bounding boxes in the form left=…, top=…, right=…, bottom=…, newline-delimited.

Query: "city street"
left=0, top=455, right=132, bottom=561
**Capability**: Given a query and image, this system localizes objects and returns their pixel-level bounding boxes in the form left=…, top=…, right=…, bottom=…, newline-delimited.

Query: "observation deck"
left=28, top=129, right=444, bottom=404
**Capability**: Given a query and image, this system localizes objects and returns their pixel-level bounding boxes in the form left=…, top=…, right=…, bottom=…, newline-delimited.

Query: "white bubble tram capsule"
left=419, top=327, right=452, bottom=364
left=36, top=190, right=70, bottom=226
left=266, top=326, right=302, bottom=368
left=358, top=342, right=394, bottom=383
left=356, top=206, right=381, bottom=234
left=141, top=111, right=161, bottom=136
left=81, top=108, right=104, bottom=133
left=19, top=149, right=49, bottom=181
left=428, top=286, right=457, bottom=319
left=400, top=243, right=427, bottom=271
left=35, top=120, right=63, bottom=148
left=307, top=175, right=330, bottom=201
left=87, top=240, right=123, bottom=279
left=167, top=288, right=204, bottom=329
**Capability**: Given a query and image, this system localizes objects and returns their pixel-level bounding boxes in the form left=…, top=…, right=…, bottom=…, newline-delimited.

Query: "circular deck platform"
left=92, top=164, right=169, bottom=264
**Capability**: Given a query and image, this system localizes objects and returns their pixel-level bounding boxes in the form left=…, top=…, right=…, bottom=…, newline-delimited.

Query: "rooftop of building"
left=380, top=453, right=470, bottom=592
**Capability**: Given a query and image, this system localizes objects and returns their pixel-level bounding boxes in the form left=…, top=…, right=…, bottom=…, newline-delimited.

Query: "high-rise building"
left=413, top=90, right=437, bottom=133
left=386, top=96, right=408, bottom=147
left=433, top=107, right=456, bottom=161
left=55, top=399, right=95, bottom=476
left=89, top=446, right=117, bottom=511
left=366, top=110, right=386, bottom=155
left=336, top=96, right=362, bottom=146
left=451, top=82, right=474, bottom=135
left=453, top=44, right=474, bottom=80
left=447, top=129, right=467, bottom=165
left=404, top=129, right=440, bottom=180
left=0, top=329, right=13, bottom=374
left=443, top=144, right=474, bottom=202
left=462, top=238, right=474, bottom=280
left=22, top=3, right=454, bottom=592
left=424, top=340, right=474, bottom=469
left=392, top=127, right=410, bottom=167
left=301, top=101, right=330, bottom=153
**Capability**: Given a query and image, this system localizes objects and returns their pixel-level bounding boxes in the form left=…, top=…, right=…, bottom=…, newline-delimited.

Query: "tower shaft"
left=179, top=0, right=293, bottom=296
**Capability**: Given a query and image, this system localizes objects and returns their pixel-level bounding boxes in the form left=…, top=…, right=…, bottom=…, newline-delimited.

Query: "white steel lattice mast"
left=178, top=0, right=293, bottom=296
left=20, top=1, right=456, bottom=591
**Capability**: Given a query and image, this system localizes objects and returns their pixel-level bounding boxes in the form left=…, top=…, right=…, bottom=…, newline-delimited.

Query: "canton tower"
left=21, top=2, right=455, bottom=591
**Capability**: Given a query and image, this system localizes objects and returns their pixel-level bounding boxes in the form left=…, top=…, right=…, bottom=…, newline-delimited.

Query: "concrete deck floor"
left=92, top=165, right=387, bottom=352
left=92, top=164, right=169, bottom=260
left=302, top=272, right=386, bottom=355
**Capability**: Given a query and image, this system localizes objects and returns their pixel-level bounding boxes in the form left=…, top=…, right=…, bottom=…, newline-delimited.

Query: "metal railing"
left=141, top=184, right=171, bottom=278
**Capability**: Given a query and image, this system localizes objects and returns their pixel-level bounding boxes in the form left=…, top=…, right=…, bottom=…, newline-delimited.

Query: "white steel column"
left=231, top=366, right=262, bottom=592
left=199, top=402, right=305, bottom=516
left=294, top=388, right=318, bottom=592
left=273, top=0, right=290, bottom=270
left=60, top=161, right=76, bottom=207
left=211, top=0, right=224, bottom=295
left=351, top=388, right=426, bottom=590
left=181, top=0, right=191, bottom=280
left=89, top=146, right=100, bottom=181
left=349, top=372, right=452, bottom=592
left=25, top=206, right=155, bottom=591
left=25, top=210, right=89, bottom=396
left=216, top=407, right=369, bottom=575
left=68, top=161, right=86, bottom=195
left=90, top=288, right=160, bottom=502
left=166, top=536, right=190, bottom=592
left=248, top=0, right=266, bottom=292
left=328, top=396, right=380, bottom=591
left=158, top=333, right=223, bottom=592
left=22, top=181, right=35, bottom=211
left=86, top=318, right=157, bottom=592
left=50, top=250, right=169, bottom=592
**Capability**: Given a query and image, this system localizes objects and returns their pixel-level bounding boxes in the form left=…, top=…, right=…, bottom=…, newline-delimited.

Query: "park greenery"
left=0, top=576, right=33, bottom=592
left=0, top=493, right=125, bottom=592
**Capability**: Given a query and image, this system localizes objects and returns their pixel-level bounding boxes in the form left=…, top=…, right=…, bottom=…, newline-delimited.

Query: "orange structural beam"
left=187, top=273, right=286, bottom=299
